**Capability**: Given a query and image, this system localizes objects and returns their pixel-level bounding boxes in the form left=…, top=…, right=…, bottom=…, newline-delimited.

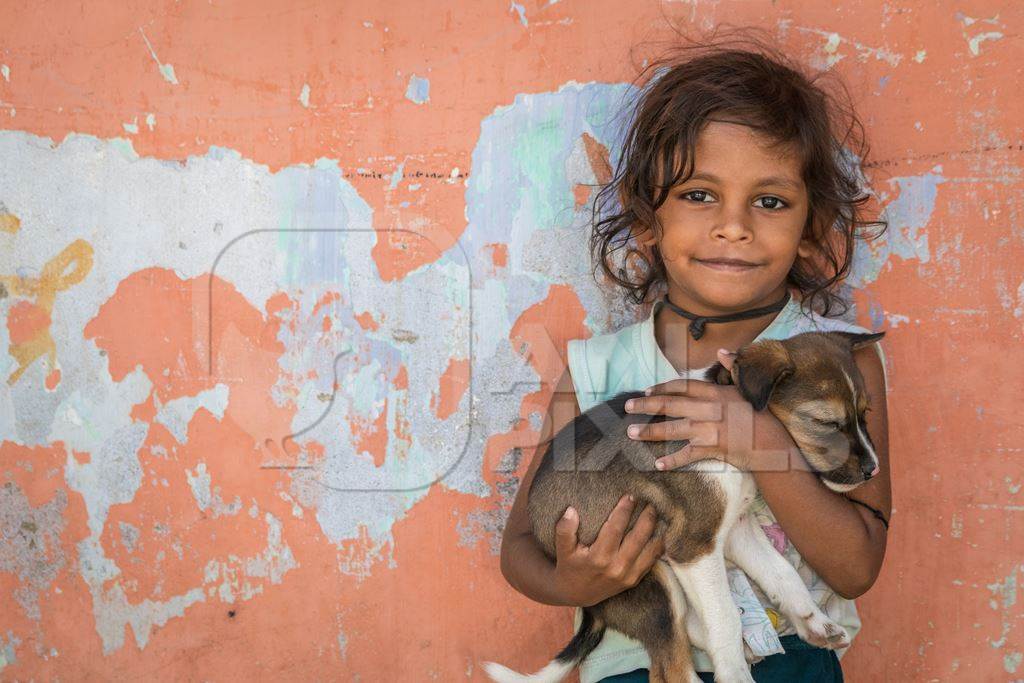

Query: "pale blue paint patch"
left=270, top=161, right=376, bottom=289
left=337, top=628, right=348, bottom=658
left=159, top=64, right=178, bottom=85
left=439, top=80, right=643, bottom=517
left=155, top=384, right=229, bottom=443
left=185, top=462, right=212, bottom=511
left=877, top=75, right=890, bottom=92
left=108, top=136, right=140, bottom=161
left=987, top=565, right=1020, bottom=651
left=510, top=1, right=528, bottom=26
left=389, top=159, right=406, bottom=189
left=464, top=81, right=633, bottom=273
left=847, top=170, right=942, bottom=288
left=868, top=299, right=886, bottom=329
left=119, top=521, right=140, bottom=553
left=0, top=630, right=18, bottom=670
left=138, top=28, right=179, bottom=85
left=405, top=75, right=430, bottom=104
left=65, top=421, right=148, bottom=538
left=988, top=567, right=1018, bottom=611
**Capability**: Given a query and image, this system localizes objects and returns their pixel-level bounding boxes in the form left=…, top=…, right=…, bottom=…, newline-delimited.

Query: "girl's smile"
left=692, top=257, right=762, bottom=273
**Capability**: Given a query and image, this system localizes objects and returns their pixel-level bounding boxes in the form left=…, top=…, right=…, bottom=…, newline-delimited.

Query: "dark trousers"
left=597, top=635, right=843, bottom=682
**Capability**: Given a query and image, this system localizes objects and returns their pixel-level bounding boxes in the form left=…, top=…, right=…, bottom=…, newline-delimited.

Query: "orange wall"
left=1, top=1, right=1022, bottom=680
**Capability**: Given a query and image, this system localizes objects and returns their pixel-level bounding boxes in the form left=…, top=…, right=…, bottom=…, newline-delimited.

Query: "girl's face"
left=650, top=121, right=813, bottom=313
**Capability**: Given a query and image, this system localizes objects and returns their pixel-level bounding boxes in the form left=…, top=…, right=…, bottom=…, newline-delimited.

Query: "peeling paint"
left=405, top=75, right=430, bottom=104
left=155, top=384, right=229, bottom=443
left=138, top=28, right=178, bottom=85
left=0, top=3, right=1021, bottom=679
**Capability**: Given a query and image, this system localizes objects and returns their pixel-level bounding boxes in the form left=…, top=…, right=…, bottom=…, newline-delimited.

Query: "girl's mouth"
left=694, top=258, right=761, bottom=272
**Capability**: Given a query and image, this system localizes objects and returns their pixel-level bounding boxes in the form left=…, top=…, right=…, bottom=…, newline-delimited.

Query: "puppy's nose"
left=862, top=464, right=879, bottom=481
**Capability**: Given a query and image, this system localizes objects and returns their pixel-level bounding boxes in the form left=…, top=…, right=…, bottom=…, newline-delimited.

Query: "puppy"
left=485, top=330, right=885, bottom=683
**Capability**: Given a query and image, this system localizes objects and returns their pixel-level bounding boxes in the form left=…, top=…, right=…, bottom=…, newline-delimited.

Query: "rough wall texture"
left=1, top=1, right=1021, bottom=680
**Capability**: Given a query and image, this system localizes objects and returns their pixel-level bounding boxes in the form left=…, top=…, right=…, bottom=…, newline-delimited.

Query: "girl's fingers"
left=553, top=506, right=581, bottom=559
left=628, top=419, right=717, bottom=444
left=589, top=495, right=635, bottom=556
left=618, top=504, right=658, bottom=560
left=654, top=444, right=698, bottom=471
left=627, top=419, right=687, bottom=441
left=655, top=444, right=735, bottom=472
left=625, top=395, right=721, bottom=420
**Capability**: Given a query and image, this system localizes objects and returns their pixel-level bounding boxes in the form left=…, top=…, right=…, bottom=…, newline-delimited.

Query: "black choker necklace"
left=662, top=291, right=791, bottom=340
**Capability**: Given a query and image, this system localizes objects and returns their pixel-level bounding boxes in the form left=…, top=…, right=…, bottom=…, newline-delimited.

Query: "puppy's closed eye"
left=813, top=418, right=844, bottom=431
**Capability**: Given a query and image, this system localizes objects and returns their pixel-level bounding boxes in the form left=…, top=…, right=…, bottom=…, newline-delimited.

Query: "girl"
left=498, top=36, right=892, bottom=683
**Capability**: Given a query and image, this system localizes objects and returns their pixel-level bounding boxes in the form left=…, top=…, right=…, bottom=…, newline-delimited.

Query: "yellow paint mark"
left=1, top=239, right=94, bottom=385
left=0, top=212, right=19, bottom=234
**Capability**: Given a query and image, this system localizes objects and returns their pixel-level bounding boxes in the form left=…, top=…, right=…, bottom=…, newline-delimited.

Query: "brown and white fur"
left=484, top=330, right=885, bottom=683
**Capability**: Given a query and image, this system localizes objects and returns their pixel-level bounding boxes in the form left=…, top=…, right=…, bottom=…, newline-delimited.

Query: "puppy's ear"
left=830, top=330, right=886, bottom=350
left=734, top=340, right=795, bottom=411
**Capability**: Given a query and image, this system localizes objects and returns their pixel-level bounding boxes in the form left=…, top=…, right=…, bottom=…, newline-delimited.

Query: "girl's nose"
left=712, top=203, right=754, bottom=242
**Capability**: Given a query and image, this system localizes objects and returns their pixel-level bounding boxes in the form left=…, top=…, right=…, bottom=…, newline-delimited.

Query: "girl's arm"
left=749, top=344, right=891, bottom=599
left=624, top=344, right=891, bottom=600
left=499, top=366, right=666, bottom=607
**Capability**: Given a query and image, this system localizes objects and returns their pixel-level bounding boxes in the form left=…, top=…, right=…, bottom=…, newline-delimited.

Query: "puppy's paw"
left=792, top=610, right=850, bottom=650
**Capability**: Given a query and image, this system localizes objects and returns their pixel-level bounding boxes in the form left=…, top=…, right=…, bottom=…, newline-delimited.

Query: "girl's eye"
left=678, top=191, right=789, bottom=210
left=755, top=196, right=788, bottom=210
left=681, top=190, right=713, bottom=203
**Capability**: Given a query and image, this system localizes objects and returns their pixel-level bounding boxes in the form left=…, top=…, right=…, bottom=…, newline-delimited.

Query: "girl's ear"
left=633, top=223, right=658, bottom=248
left=796, top=237, right=814, bottom=260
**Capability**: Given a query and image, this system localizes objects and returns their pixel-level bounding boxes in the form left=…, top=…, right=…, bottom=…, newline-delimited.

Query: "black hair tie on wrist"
left=847, top=497, right=890, bottom=530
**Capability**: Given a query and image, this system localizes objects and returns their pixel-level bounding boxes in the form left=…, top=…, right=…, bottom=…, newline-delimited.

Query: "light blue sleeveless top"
left=565, top=294, right=888, bottom=682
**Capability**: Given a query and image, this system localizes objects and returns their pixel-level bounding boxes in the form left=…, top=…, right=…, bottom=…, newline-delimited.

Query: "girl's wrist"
left=744, top=411, right=799, bottom=474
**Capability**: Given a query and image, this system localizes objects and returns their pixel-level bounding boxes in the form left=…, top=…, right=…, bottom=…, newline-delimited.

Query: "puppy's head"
left=706, top=330, right=886, bottom=492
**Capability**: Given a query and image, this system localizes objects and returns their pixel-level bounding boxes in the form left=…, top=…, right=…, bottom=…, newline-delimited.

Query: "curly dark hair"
left=590, top=26, right=887, bottom=318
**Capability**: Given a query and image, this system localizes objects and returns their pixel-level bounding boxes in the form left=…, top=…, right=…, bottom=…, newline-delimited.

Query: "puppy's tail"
left=482, top=610, right=606, bottom=683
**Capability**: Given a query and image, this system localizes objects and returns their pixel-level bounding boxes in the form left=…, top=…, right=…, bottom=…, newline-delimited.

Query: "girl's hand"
left=551, top=494, right=665, bottom=607
left=624, top=350, right=795, bottom=472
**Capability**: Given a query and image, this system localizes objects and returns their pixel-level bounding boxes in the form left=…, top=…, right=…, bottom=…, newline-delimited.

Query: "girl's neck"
left=654, top=286, right=795, bottom=371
